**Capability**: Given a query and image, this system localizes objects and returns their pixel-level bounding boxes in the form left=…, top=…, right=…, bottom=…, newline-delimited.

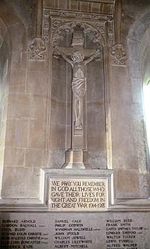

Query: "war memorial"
left=0, top=0, right=150, bottom=248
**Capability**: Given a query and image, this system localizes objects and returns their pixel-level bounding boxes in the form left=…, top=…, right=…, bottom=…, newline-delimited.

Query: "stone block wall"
left=0, top=0, right=150, bottom=204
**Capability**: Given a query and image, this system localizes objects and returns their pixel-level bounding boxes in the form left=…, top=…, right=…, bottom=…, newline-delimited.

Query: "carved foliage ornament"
left=29, top=9, right=110, bottom=60
left=28, top=37, right=47, bottom=61
left=111, top=43, right=127, bottom=66
left=51, top=19, right=105, bottom=48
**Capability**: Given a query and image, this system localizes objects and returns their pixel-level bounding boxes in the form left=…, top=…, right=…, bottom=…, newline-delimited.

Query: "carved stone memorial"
left=0, top=0, right=150, bottom=249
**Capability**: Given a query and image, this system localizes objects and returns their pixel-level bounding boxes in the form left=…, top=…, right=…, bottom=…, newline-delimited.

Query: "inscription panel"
left=0, top=214, right=49, bottom=249
left=0, top=213, right=150, bottom=249
left=49, top=178, right=108, bottom=211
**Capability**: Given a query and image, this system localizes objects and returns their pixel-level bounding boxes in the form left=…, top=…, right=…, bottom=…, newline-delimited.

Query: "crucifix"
left=54, top=26, right=101, bottom=168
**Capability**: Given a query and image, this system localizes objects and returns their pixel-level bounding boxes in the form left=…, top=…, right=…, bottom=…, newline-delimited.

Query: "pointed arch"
left=127, top=10, right=150, bottom=173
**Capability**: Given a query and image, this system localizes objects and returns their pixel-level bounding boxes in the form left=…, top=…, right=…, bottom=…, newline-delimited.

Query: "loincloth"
left=72, top=78, right=87, bottom=98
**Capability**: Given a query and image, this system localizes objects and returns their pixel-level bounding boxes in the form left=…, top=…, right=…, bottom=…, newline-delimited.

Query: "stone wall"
left=0, top=0, right=150, bottom=206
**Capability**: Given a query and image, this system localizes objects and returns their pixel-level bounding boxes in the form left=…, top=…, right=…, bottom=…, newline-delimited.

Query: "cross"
left=54, top=26, right=101, bottom=168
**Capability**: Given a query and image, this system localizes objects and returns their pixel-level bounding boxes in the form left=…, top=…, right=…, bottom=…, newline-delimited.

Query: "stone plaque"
left=49, top=178, right=108, bottom=211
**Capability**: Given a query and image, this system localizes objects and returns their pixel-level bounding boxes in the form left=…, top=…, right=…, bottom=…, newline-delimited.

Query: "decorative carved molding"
left=49, top=9, right=110, bottom=21
left=28, top=0, right=47, bottom=61
left=42, top=7, right=115, bottom=59
left=43, top=9, right=50, bottom=43
left=51, top=19, right=106, bottom=48
left=36, top=0, right=43, bottom=37
left=0, top=19, right=8, bottom=47
left=111, top=43, right=126, bottom=66
left=111, top=0, right=127, bottom=66
left=107, top=19, right=114, bottom=47
left=42, top=8, right=114, bottom=49
left=28, top=37, right=47, bottom=61
left=44, top=0, right=115, bottom=16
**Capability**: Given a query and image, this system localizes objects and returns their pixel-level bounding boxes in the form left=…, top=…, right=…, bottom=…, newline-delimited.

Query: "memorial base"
left=62, top=149, right=86, bottom=169
left=0, top=170, right=150, bottom=249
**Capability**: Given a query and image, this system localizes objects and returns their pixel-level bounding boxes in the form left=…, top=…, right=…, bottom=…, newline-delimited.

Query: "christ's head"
left=72, top=51, right=84, bottom=63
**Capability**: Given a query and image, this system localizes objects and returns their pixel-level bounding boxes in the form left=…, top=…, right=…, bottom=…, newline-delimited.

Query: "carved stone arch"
left=0, top=16, right=10, bottom=93
left=0, top=15, right=10, bottom=89
left=52, top=21, right=105, bottom=48
left=128, top=10, right=150, bottom=81
left=79, top=22, right=105, bottom=47
left=0, top=16, right=10, bottom=198
left=127, top=11, right=150, bottom=173
left=0, top=18, right=8, bottom=48
left=0, top=1, right=27, bottom=56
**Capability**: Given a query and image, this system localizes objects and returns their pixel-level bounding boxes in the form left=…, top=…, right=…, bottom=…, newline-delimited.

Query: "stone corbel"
left=111, top=0, right=127, bottom=66
left=28, top=0, right=47, bottom=61
left=111, top=43, right=126, bottom=66
left=28, top=37, right=47, bottom=60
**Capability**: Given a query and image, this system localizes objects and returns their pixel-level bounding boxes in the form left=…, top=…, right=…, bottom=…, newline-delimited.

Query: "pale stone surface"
left=0, top=0, right=149, bottom=217
left=1, top=167, right=40, bottom=198
left=5, top=119, right=28, bottom=147
left=9, top=69, right=26, bottom=94
left=4, top=147, right=25, bottom=167
left=7, top=95, right=31, bottom=119
left=115, top=169, right=140, bottom=198
left=0, top=149, right=5, bottom=168
left=25, top=148, right=47, bottom=168
left=0, top=1, right=150, bottom=249
left=26, top=70, right=48, bottom=97
left=28, top=119, right=46, bottom=149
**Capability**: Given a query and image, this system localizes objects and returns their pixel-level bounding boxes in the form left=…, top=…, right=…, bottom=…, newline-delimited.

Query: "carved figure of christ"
left=55, top=46, right=100, bottom=130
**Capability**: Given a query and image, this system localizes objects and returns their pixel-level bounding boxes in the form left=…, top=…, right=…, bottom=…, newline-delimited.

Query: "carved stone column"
left=28, top=0, right=47, bottom=60
left=111, top=0, right=126, bottom=66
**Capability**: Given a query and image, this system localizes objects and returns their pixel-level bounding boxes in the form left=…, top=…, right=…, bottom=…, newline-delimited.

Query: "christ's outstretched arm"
left=55, top=46, right=73, bottom=66
left=84, top=49, right=101, bottom=65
